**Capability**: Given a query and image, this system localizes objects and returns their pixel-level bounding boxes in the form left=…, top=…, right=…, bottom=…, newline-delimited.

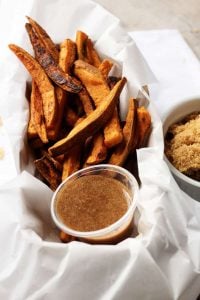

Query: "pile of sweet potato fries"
left=9, top=17, right=151, bottom=192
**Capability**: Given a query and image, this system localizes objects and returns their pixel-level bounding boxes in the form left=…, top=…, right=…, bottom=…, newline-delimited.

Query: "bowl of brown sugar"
left=51, top=164, right=139, bottom=244
left=163, top=97, right=200, bottom=201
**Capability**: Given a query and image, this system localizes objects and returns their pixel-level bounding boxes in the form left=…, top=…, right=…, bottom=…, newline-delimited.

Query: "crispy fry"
left=104, top=107, right=123, bottom=148
left=26, top=16, right=59, bottom=62
left=62, top=147, right=81, bottom=181
left=74, top=60, right=123, bottom=147
left=25, top=23, right=82, bottom=93
left=74, top=59, right=109, bottom=106
left=109, top=99, right=137, bottom=166
left=59, top=39, right=77, bottom=73
left=86, top=38, right=101, bottom=68
left=9, top=44, right=57, bottom=129
left=99, top=59, right=113, bottom=78
left=76, top=31, right=90, bottom=63
left=49, top=78, right=126, bottom=157
left=34, top=155, right=61, bottom=190
left=79, top=88, right=94, bottom=115
left=41, top=151, right=63, bottom=172
left=86, top=132, right=107, bottom=165
left=31, top=81, right=48, bottom=143
left=48, top=39, right=77, bottom=140
left=27, top=92, right=38, bottom=140
left=136, top=106, right=151, bottom=148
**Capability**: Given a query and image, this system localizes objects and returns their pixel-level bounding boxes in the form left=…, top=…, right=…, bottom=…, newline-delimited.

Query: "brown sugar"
left=55, top=175, right=129, bottom=232
left=165, top=111, right=200, bottom=181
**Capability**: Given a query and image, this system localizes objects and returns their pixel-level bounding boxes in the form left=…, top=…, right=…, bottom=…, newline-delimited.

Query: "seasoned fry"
left=136, top=106, right=151, bottom=148
left=9, top=44, right=57, bottom=129
left=41, top=151, right=63, bottom=172
left=86, top=38, right=101, bottom=68
left=104, top=107, right=123, bottom=148
left=49, top=78, right=126, bottom=156
left=74, top=59, right=109, bottom=106
left=76, top=31, right=90, bottom=63
left=31, top=81, right=48, bottom=143
left=59, top=39, right=77, bottom=73
left=79, top=88, right=94, bottom=115
left=34, top=155, right=61, bottom=191
left=27, top=93, right=38, bottom=140
left=109, top=99, right=137, bottom=166
left=26, top=16, right=59, bottom=62
left=74, top=60, right=123, bottom=147
left=99, top=59, right=113, bottom=79
left=86, top=132, right=107, bottom=165
left=25, top=23, right=82, bottom=93
left=48, top=39, right=77, bottom=140
left=62, top=147, right=81, bottom=181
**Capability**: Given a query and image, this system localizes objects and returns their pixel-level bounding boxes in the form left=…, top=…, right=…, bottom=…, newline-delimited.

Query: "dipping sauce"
left=55, top=174, right=129, bottom=232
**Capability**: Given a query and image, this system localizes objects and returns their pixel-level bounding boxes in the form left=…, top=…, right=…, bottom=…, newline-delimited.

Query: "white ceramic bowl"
left=163, top=97, right=200, bottom=201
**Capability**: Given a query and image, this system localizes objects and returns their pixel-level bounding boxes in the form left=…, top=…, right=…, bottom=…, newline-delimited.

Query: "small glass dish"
left=51, top=164, right=139, bottom=244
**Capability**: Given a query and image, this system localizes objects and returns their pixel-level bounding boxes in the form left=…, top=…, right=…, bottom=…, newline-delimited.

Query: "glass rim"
left=51, top=164, right=139, bottom=238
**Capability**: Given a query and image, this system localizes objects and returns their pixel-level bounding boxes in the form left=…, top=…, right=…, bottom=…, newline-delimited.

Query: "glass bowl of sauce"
left=51, top=164, right=139, bottom=244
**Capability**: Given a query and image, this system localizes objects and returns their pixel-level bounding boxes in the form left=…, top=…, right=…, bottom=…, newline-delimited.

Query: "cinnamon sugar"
left=55, top=174, right=129, bottom=231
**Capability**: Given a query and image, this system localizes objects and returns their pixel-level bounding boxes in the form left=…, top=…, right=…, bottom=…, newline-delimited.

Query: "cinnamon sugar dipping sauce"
left=51, top=165, right=139, bottom=244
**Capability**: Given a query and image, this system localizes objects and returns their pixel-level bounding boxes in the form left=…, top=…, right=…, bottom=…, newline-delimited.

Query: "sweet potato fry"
left=26, top=16, right=59, bottom=62
left=74, top=60, right=123, bottom=147
left=29, top=137, right=44, bottom=149
left=86, top=132, right=107, bottom=165
left=31, top=81, right=48, bottom=143
left=136, top=106, right=151, bottom=148
left=86, top=38, right=101, bottom=68
left=49, top=78, right=126, bottom=157
left=62, top=146, right=81, bottom=181
left=27, top=92, right=38, bottom=140
left=109, top=99, right=137, bottom=166
left=76, top=31, right=90, bottom=63
left=34, top=155, right=61, bottom=191
left=99, top=59, right=113, bottom=79
left=79, top=88, right=94, bottom=115
left=9, top=44, right=57, bottom=129
left=48, top=39, right=77, bottom=140
left=59, top=39, right=77, bottom=73
left=25, top=23, right=82, bottom=93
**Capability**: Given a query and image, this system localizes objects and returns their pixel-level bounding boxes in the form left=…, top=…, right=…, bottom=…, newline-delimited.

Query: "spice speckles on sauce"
left=56, top=175, right=129, bottom=231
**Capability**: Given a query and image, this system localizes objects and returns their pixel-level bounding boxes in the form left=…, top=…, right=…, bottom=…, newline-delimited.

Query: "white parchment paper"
left=0, top=1, right=200, bottom=299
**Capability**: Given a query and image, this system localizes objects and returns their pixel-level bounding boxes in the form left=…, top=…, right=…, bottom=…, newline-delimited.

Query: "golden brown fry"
left=74, top=59, right=109, bottom=106
left=27, top=93, right=38, bottom=140
left=136, top=106, right=151, bottom=148
left=25, top=23, right=82, bottom=93
left=86, top=38, right=101, bottom=68
left=34, top=155, right=61, bottom=191
left=79, top=88, right=94, bottom=115
left=76, top=31, right=90, bottom=63
left=31, top=81, right=48, bottom=143
left=109, top=99, right=137, bottom=166
left=99, top=59, right=113, bottom=78
left=48, top=39, right=77, bottom=140
left=104, top=107, right=123, bottom=148
left=62, top=147, right=81, bottom=181
left=29, top=137, right=44, bottom=149
left=59, top=39, right=77, bottom=73
left=26, top=16, right=59, bottom=62
left=86, top=133, right=107, bottom=165
left=74, top=60, right=123, bottom=147
left=49, top=78, right=126, bottom=157
left=9, top=44, right=57, bottom=129
left=41, top=151, right=63, bottom=172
